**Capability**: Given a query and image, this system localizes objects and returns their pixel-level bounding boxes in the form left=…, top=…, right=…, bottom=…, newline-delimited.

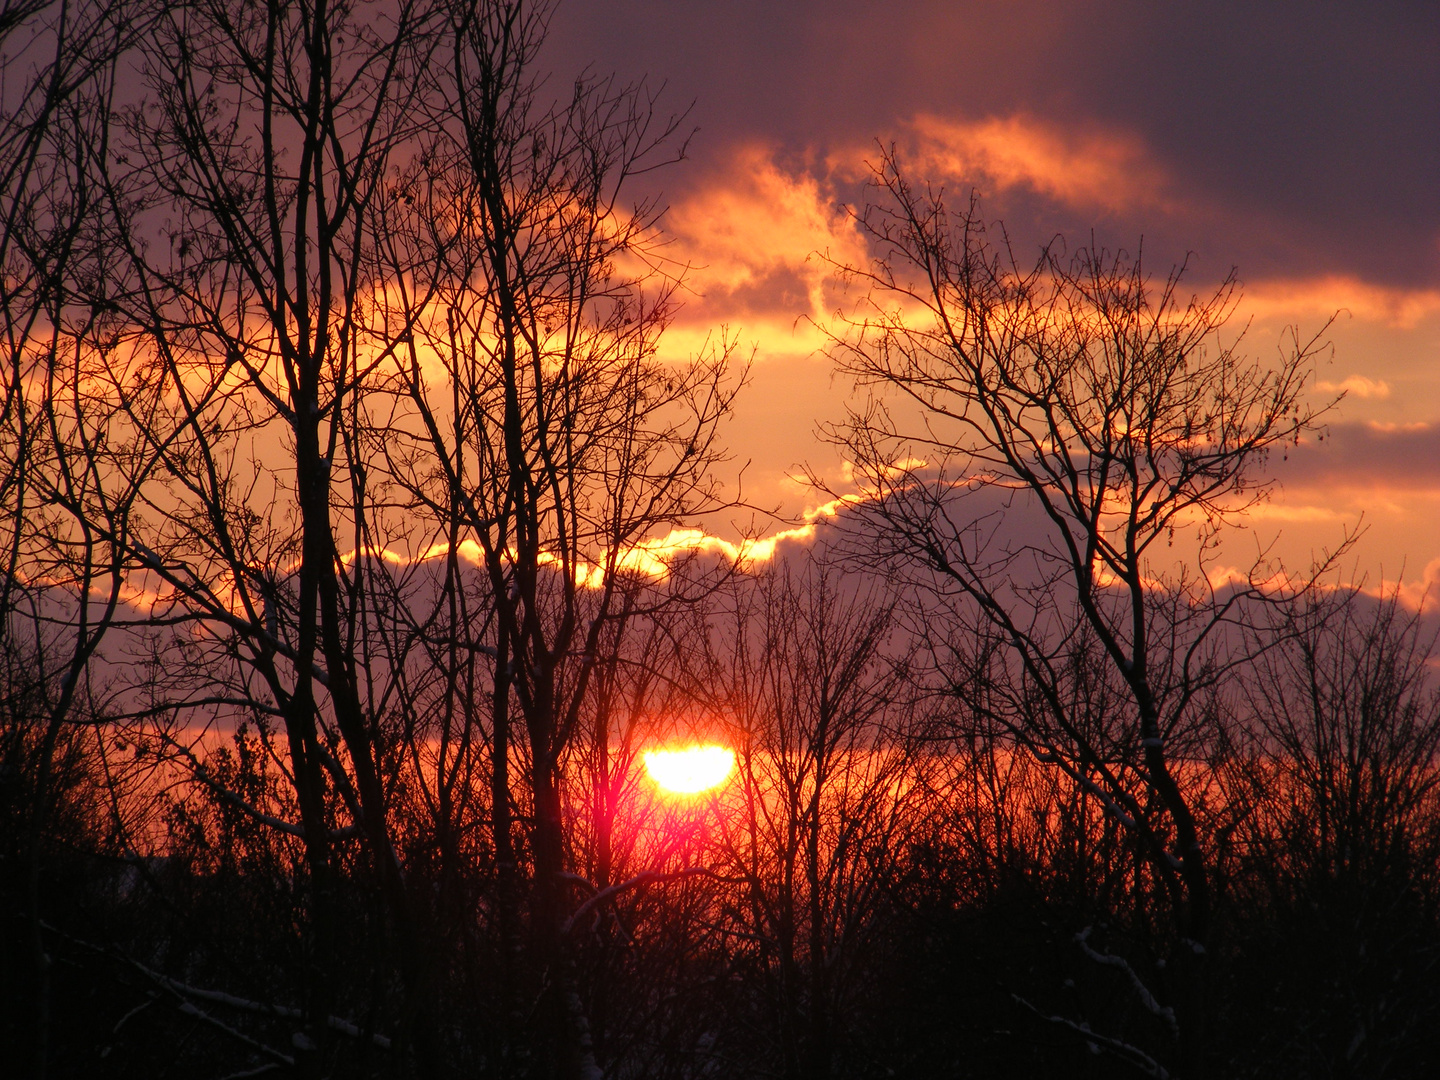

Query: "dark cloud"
left=687, top=265, right=816, bottom=321
left=543, top=0, right=1440, bottom=288
left=1273, top=421, right=1440, bottom=491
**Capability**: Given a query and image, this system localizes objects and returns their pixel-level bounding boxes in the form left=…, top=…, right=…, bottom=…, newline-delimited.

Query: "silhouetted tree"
left=821, top=148, right=1341, bottom=1078
left=1229, top=587, right=1440, bottom=1076
left=1, top=3, right=152, bottom=1073
left=699, top=558, right=924, bottom=1080
left=8, top=6, right=1436, bottom=1080
left=373, top=3, right=739, bottom=1072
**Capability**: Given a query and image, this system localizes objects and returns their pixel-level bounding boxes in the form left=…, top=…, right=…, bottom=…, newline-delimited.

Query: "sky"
left=542, top=1, right=1440, bottom=602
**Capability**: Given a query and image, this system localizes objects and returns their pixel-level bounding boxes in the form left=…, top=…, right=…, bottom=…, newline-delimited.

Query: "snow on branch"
left=43, top=923, right=391, bottom=1050
left=1012, top=994, right=1172, bottom=1079
left=173, top=1000, right=295, bottom=1068
left=1075, top=926, right=1180, bottom=1038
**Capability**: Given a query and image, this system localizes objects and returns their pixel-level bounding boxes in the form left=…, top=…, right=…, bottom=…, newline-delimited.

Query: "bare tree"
left=365, top=1, right=743, bottom=1073
left=0, top=4, right=153, bottom=1074
left=54, top=0, right=457, bottom=1070
left=1, top=0, right=738, bottom=1073
left=1229, top=587, right=1440, bottom=1075
left=697, top=557, right=923, bottom=1080
left=821, top=148, right=1341, bottom=1078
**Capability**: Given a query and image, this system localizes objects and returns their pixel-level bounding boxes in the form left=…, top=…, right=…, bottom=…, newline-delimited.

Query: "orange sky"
left=538, top=1, right=1440, bottom=605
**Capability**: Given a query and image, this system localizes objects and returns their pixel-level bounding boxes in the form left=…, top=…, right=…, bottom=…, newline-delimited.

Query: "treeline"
left=6, top=556, right=1440, bottom=1079
left=1, top=2, right=1438, bottom=1079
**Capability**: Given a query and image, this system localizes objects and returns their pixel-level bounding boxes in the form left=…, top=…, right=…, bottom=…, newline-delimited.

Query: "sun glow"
left=642, top=745, right=736, bottom=795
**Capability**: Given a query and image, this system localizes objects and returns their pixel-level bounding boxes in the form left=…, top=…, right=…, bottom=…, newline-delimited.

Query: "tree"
left=372, top=3, right=741, bottom=1071
left=1228, top=587, right=1440, bottom=1077
left=822, top=148, right=1339, bottom=1078
left=671, top=555, right=924, bottom=1080
left=0, top=4, right=152, bottom=1074
left=1, top=0, right=738, bottom=1073
left=19, top=0, right=461, bottom=1070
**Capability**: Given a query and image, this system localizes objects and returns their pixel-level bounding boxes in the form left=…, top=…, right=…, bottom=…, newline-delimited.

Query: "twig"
left=561, top=867, right=708, bottom=935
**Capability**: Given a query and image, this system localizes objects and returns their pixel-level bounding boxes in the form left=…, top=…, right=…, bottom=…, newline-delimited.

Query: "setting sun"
left=642, top=745, right=736, bottom=795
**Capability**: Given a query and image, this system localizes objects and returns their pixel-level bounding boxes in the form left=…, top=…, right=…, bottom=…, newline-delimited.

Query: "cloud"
left=1243, top=503, right=1343, bottom=523
left=1241, top=276, right=1440, bottom=329
left=1313, top=375, right=1391, bottom=400
left=664, top=146, right=867, bottom=326
left=655, top=124, right=1182, bottom=359
left=1395, top=558, right=1440, bottom=612
left=901, top=113, right=1180, bottom=218
left=1273, top=422, right=1440, bottom=492
left=335, top=494, right=877, bottom=589
left=547, top=0, right=1440, bottom=289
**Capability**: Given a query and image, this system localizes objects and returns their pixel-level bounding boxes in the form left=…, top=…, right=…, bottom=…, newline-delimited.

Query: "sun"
left=642, top=745, right=735, bottom=795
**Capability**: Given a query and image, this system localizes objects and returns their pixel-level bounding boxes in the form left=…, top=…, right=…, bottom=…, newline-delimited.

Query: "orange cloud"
left=655, top=123, right=1183, bottom=360
left=656, top=147, right=870, bottom=362
left=901, top=113, right=1179, bottom=217
left=1314, top=375, right=1391, bottom=399
left=331, top=495, right=872, bottom=591
left=667, top=146, right=866, bottom=298
left=1241, top=275, right=1440, bottom=329
left=1392, top=558, right=1440, bottom=612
